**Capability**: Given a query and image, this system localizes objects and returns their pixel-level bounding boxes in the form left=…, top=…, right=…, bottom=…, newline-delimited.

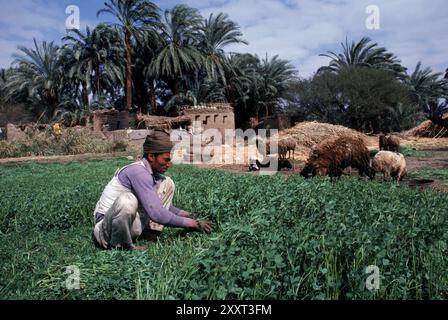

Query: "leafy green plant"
left=1, top=160, right=447, bottom=299
left=369, top=146, right=433, bottom=158
left=408, top=168, right=448, bottom=182
left=399, top=146, right=433, bottom=158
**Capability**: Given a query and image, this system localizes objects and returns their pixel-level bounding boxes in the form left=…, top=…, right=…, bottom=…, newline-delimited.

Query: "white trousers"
left=93, top=177, right=175, bottom=249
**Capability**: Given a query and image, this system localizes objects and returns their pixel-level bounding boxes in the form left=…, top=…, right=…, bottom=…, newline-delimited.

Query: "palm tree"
left=62, top=24, right=123, bottom=106
left=199, top=13, right=247, bottom=84
left=97, top=0, right=160, bottom=110
left=255, top=54, right=297, bottom=117
left=4, top=39, right=63, bottom=117
left=136, top=30, right=163, bottom=114
left=0, top=68, right=5, bottom=83
left=404, top=62, right=447, bottom=108
left=222, top=53, right=257, bottom=106
left=0, top=68, right=6, bottom=101
left=220, top=53, right=296, bottom=125
left=404, top=62, right=448, bottom=128
left=151, top=4, right=204, bottom=95
left=318, top=37, right=406, bottom=77
left=165, top=78, right=226, bottom=112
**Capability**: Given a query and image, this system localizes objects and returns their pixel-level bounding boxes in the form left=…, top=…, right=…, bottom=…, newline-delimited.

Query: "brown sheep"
left=378, top=134, right=400, bottom=153
left=278, top=140, right=287, bottom=159
left=378, top=134, right=387, bottom=151
left=278, top=137, right=297, bottom=159
left=386, top=135, right=400, bottom=153
left=258, top=138, right=295, bottom=159
left=300, top=136, right=374, bottom=179
left=372, top=151, right=407, bottom=181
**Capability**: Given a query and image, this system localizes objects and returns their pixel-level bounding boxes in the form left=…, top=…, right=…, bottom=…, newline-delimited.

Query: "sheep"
left=300, top=136, right=374, bottom=179
left=386, top=135, right=400, bottom=153
left=258, top=137, right=296, bottom=159
left=378, top=134, right=388, bottom=151
left=278, top=137, right=297, bottom=160
left=378, top=134, right=400, bottom=153
left=371, top=151, right=407, bottom=181
left=278, top=140, right=287, bottom=159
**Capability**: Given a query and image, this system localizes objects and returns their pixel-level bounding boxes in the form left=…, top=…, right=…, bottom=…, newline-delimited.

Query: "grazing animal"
left=385, top=135, right=400, bottom=153
left=379, top=134, right=400, bottom=153
left=278, top=137, right=297, bottom=159
left=371, top=151, right=407, bottom=181
left=300, top=136, right=374, bottom=179
left=258, top=137, right=296, bottom=159
left=379, top=134, right=388, bottom=151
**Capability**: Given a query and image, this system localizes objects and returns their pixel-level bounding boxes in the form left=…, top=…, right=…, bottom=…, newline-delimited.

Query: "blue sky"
left=0, top=0, right=447, bottom=77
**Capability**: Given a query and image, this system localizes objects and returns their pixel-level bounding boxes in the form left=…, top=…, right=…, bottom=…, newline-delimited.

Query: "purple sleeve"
left=169, top=205, right=182, bottom=215
left=118, top=166, right=194, bottom=228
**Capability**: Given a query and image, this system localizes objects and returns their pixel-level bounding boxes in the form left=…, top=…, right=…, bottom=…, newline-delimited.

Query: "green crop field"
left=408, top=168, right=448, bottom=183
left=1, top=159, right=447, bottom=299
left=369, top=146, right=434, bottom=158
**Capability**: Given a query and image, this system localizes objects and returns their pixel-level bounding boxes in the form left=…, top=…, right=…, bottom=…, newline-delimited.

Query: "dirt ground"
left=1, top=136, right=447, bottom=192
left=195, top=136, right=448, bottom=192
left=0, top=151, right=134, bottom=166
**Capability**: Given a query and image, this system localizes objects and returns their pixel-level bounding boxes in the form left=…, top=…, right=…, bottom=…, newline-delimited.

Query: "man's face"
left=148, top=152, right=172, bottom=174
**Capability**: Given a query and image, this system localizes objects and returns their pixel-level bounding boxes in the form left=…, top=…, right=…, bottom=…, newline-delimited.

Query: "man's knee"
left=113, top=192, right=138, bottom=215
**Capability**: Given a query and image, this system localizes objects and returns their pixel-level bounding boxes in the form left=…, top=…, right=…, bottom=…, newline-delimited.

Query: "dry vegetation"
left=0, top=127, right=129, bottom=158
left=406, top=114, right=448, bottom=138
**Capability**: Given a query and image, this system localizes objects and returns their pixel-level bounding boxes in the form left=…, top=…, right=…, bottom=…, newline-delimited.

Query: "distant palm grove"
left=0, top=0, right=447, bottom=132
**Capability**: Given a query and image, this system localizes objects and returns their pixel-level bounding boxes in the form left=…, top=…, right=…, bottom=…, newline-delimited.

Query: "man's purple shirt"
left=117, top=159, right=191, bottom=228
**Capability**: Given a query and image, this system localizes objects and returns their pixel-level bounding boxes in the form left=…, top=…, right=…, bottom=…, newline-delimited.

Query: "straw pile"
left=281, top=121, right=368, bottom=147
left=179, top=103, right=233, bottom=115
left=278, top=121, right=369, bottom=161
left=406, top=114, right=448, bottom=138
left=136, top=114, right=191, bottom=130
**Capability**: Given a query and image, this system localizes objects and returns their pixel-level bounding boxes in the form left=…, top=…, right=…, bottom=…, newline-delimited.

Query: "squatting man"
left=92, top=130, right=213, bottom=251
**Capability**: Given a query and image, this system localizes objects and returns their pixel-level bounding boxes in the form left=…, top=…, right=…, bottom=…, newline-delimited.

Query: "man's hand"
left=193, top=219, right=213, bottom=234
left=180, top=210, right=194, bottom=218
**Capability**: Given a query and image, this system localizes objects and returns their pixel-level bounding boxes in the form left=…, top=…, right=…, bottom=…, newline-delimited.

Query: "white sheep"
left=371, top=151, right=407, bottom=181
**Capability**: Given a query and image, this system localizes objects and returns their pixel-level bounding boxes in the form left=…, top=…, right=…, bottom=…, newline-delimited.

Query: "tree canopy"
left=1, top=1, right=446, bottom=132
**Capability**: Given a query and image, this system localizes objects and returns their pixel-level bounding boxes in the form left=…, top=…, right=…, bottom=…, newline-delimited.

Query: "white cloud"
left=0, top=0, right=102, bottom=69
left=0, top=0, right=67, bottom=68
left=170, top=0, right=447, bottom=77
left=0, top=39, right=20, bottom=69
left=1, top=0, right=447, bottom=78
left=294, top=55, right=331, bottom=79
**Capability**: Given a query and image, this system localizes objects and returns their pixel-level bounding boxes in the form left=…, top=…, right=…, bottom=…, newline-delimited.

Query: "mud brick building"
left=179, top=103, right=235, bottom=140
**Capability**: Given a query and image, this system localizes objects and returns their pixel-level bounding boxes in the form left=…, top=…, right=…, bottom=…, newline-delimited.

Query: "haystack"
left=135, top=114, right=191, bottom=130
left=406, top=114, right=448, bottom=138
left=281, top=121, right=368, bottom=146
left=279, top=121, right=369, bottom=161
